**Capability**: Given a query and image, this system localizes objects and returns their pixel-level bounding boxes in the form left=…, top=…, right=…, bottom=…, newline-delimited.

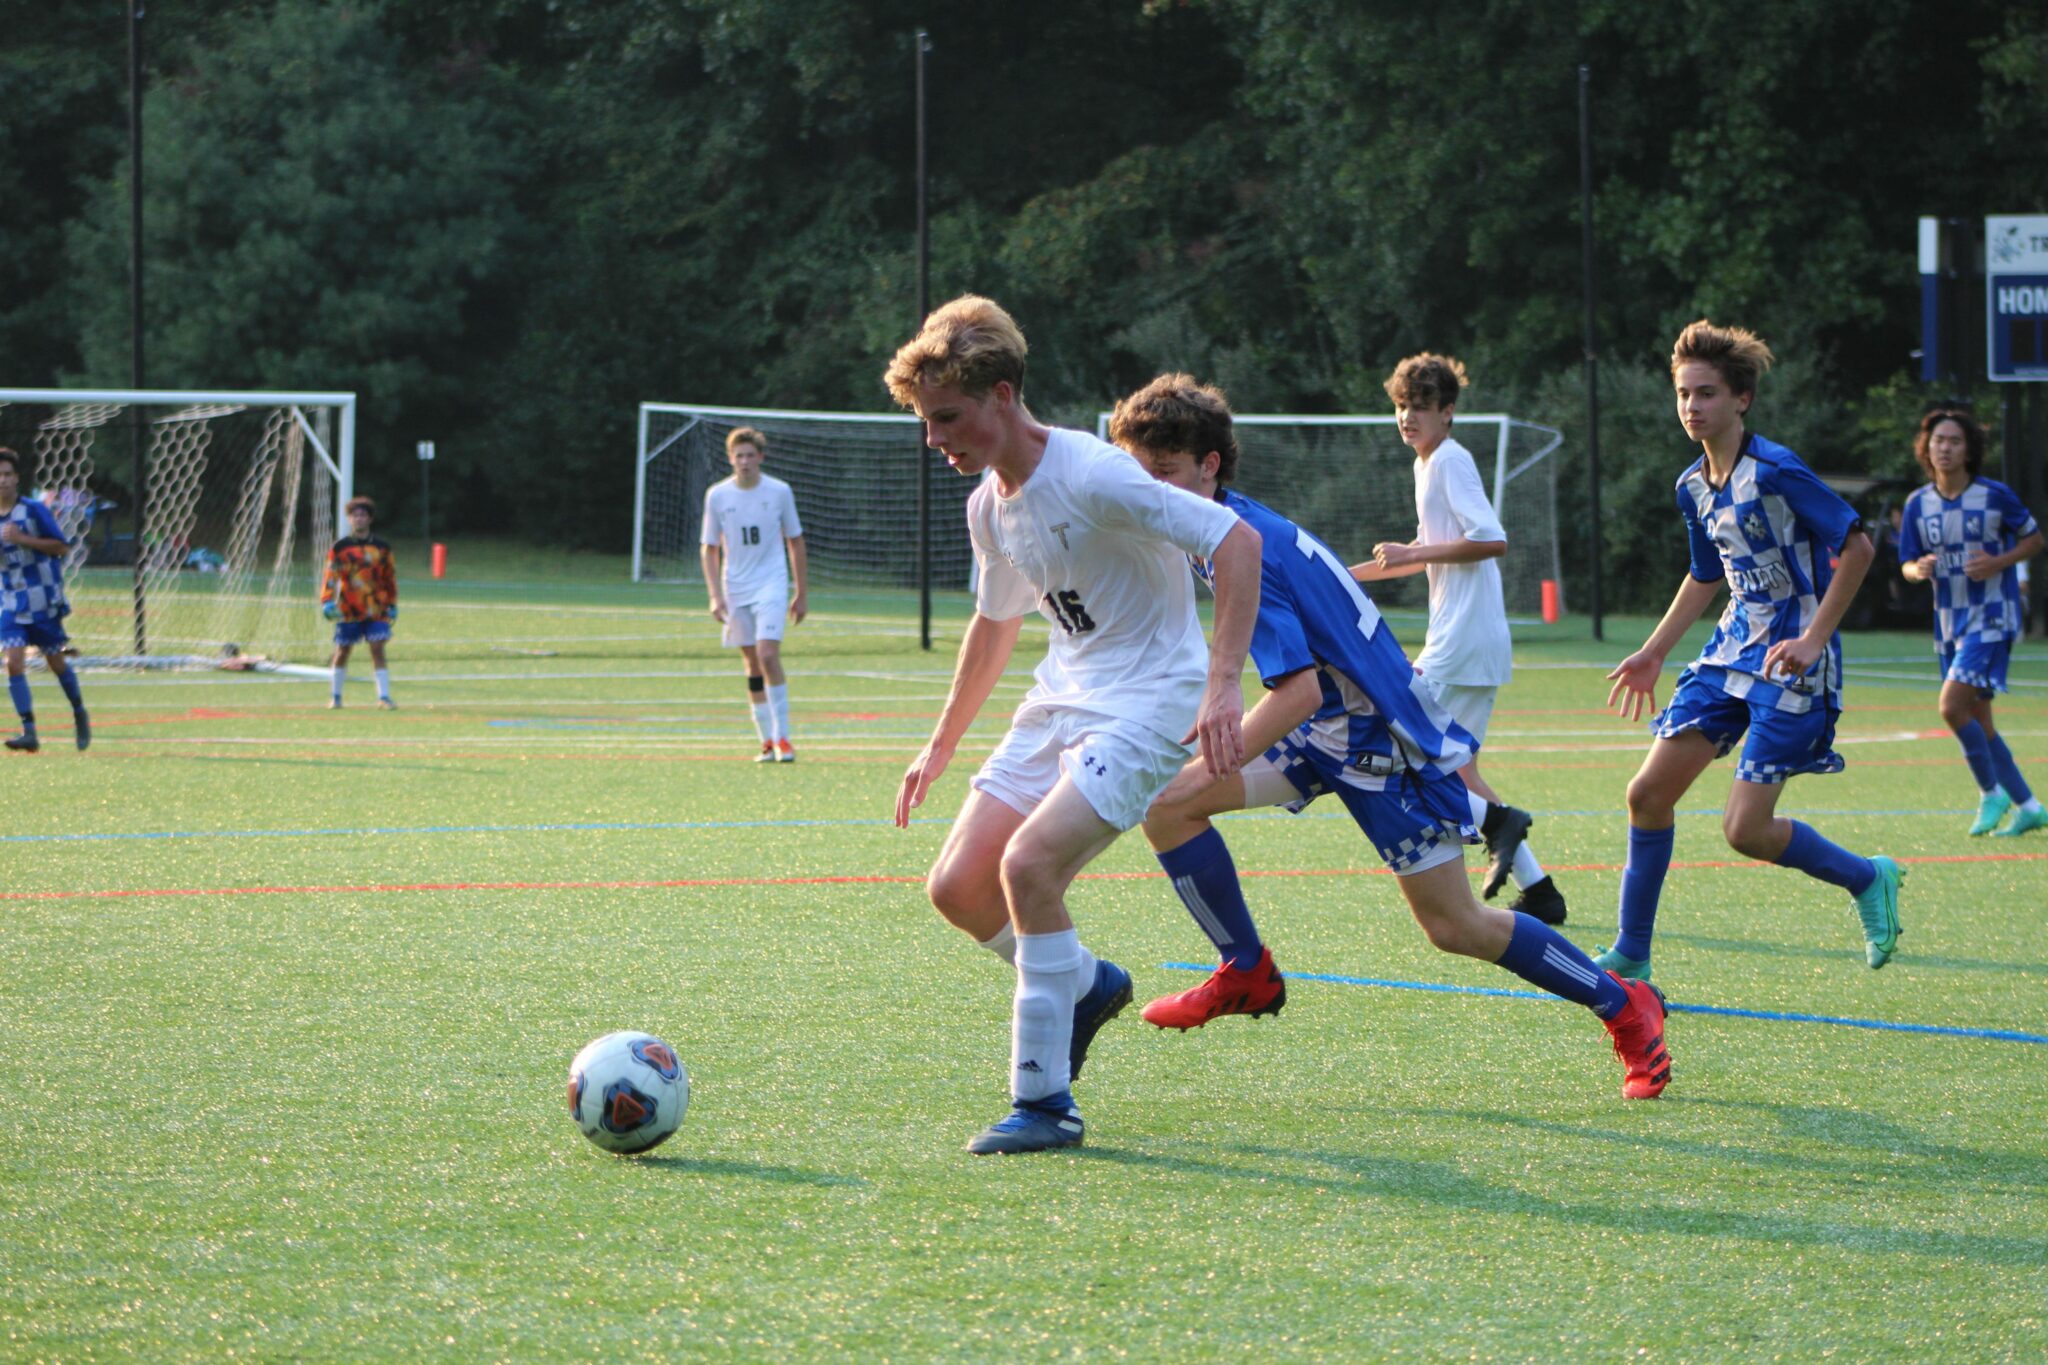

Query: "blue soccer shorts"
left=1652, top=666, right=1845, bottom=785
left=334, top=618, right=393, bottom=647
left=1938, top=637, right=2009, bottom=698
left=1240, top=725, right=1478, bottom=874
left=0, top=617, right=70, bottom=653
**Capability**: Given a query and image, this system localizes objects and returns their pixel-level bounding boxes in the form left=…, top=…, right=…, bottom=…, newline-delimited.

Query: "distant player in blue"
left=0, top=448, right=90, bottom=753
left=1602, top=321, right=1902, bottom=977
left=1897, top=408, right=2046, bottom=836
left=1113, top=375, right=1673, bottom=1100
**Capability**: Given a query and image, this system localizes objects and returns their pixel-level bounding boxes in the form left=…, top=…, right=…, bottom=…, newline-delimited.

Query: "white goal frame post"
left=0, top=388, right=356, bottom=666
left=1094, top=409, right=1568, bottom=620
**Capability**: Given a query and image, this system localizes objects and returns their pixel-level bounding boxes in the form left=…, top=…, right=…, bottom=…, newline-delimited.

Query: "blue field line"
left=1165, top=964, right=2048, bottom=1046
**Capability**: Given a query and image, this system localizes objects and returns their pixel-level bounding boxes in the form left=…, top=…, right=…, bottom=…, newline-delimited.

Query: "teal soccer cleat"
left=1992, top=804, right=2048, bottom=838
left=1969, top=788, right=2011, bottom=836
left=1591, top=945, right=1651, bottom=981
left=1852, top=856, right=1905, bottom=969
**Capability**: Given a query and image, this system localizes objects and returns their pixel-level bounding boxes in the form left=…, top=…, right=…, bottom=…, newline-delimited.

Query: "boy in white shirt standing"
left=1351, top=353, right=1566, bottom=925
left=887, top=296, right=1263, bottom=1155
left=701, top=427, right=808, bottom=761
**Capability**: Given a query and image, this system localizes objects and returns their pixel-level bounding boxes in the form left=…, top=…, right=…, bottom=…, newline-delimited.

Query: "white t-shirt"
left=701, top=475, right=803, bottom=604
left=970, top=428, right=1240, bottom=740
left=1412, top=437, right=1511, bottom=685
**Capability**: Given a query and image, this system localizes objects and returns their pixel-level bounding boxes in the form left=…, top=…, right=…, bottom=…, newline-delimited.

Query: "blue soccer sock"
left=1613, top=825, right=1675, bottom=962
left=1155, top=826, right=1264, bottom=968
left=1954, top=720, right=1999, bottom=793
left=1987, top=732, right=2034, bottom=806
left=1496, top=912, right=1630, bottom=1019
left=1774, top=820, right=1876, bottom=895
left=7, top=673, right=32, bottom=721
left=55, top=667, right=84, bottom=712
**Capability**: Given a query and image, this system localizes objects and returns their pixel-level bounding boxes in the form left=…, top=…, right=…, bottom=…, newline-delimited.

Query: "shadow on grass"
left=628, top=1155, right=868, bottom=1188
left=1070, top=1135, right=2045, bottom=1265
left=1653, top=930, right=2048, bottom=977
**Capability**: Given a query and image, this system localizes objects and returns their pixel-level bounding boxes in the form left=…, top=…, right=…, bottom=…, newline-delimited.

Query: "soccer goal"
left=0, top=388, right=356, bottom=668
left=1094, top=411, right=1567, bottom=619
left=632, top=402, right=968, bottom=589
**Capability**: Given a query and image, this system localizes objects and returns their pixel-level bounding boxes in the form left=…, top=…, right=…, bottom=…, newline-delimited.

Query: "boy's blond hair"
left=1670, top=320, right=1775, bottom=397
left=1108, top=374, right=1240, bottom=493
left=725, top=426, right=767, bottom=456
left=1383, top=353, right=1470, bottom=412
left=884, top=295, right=1027, bottom=408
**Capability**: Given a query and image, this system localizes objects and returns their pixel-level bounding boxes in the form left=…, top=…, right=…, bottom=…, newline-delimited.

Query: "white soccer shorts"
left=972, top=705, right=1192, bottom=833
left=1423, top=679, right=1499, bottom=745
left=721, top=594, right=788, bottom=648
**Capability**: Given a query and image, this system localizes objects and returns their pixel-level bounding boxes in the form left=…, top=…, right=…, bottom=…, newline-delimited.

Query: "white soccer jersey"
left=701, top=475, right=802, bottom=603
left=1412, top=437, right=1510, bottom=685
left=970, top=428, right=1241, bottom=739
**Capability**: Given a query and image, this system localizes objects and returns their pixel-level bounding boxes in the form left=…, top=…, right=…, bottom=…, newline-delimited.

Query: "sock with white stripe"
left=1495, top=912, right=1629, bottom=1019
left=1954, top=719, right=2000, bottom=793
left=1155, top=826, right=1264, bottom=969
left=1012, top=930, right=1090, bottom=1102
left=767, top=682, right=790, bottom=742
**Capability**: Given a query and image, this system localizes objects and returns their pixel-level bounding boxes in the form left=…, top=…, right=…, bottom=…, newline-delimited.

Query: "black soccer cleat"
left=1481, top=804, right=1534, bottom=900
left=1506, top=874, right=1567, bottom=925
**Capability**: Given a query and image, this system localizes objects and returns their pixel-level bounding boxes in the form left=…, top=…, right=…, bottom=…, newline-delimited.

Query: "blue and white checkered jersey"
left=1895, top=477, right=2038, bottom=648
left=1193, top=490, right=1477, bottom=790
left=0, top=498, right=72, bottom=625
left=1676, top=433, right=1861, bottom=715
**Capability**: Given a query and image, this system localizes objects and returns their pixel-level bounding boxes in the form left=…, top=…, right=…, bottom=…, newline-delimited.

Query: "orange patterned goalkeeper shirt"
left=320, top=535, right=398, bottom=623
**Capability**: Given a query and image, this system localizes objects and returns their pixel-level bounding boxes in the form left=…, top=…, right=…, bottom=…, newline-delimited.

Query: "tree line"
left=4, top=0, right=2043, bottom=605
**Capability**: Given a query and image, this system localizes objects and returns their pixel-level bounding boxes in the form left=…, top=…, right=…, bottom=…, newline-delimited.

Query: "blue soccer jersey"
left=1896, top=477, right=2038, bottom=648
left=1675, top=433, right=1861, bottom=715
left=0, top=498, right=71, bottom=625
left=1195, top=490, right=1477, bottom=789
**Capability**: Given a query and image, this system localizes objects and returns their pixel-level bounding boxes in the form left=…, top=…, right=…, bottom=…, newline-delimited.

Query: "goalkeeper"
left=320, top=496, right=398, bottom=709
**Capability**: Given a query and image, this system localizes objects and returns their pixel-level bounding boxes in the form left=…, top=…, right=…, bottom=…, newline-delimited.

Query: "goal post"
left=1093, top=410, right=1567, bottom=620
left=0, top=388, right=355, bottom=667
left=632, top=402, right=968, bottom=599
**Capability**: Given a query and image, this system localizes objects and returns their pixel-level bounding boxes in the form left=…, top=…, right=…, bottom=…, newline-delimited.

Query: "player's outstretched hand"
left=1187, top=681, right=1246, bottom=777
left=1605, top=649, right=1663, bottom=722
left=788, top=593, right=808, bottom=625
left=1760, top=635, right=1820, bottom=683
left=896, top=742, right=953, bottom=828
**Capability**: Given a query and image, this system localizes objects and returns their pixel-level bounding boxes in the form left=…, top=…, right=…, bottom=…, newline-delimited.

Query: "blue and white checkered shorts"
left=0, top=616, right=69, bottom=653
left=1240, top=726, right=1479, bottom=874
left=1653, top=667, right=1844, bottom=785
left=1938, top=637, right=2009, bottom=698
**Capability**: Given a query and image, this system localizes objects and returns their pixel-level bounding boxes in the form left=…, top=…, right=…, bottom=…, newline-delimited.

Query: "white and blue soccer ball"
left=567, top=1030, right=689, bottom=1154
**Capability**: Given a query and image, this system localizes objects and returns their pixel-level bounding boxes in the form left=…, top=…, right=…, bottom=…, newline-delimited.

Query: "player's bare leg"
left=926, top=788, right=1027, bottom=946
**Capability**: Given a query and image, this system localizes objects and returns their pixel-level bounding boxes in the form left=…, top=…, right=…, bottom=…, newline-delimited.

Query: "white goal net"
left=1095, top=411, right=1567, bottom=619
left=633, top=403, right=968, bottom=588
left=0, top=389, right=355, bottom=668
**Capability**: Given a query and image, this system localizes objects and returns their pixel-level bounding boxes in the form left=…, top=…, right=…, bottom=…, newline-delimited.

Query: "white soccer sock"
left=330, top=665, right=345, bottom=701
left=978, top=922, right=1017, bottom=965
left=749, top=700, right=772, bottom=744
left=1512, top=842, right=1545, bottom=888
left=767, top=683, right=790, bottom=741
left=1467, top=789, right=1491, bottom=829
left=1012, top=929, right=1089, bottom=1102
left=374, top=668, right=391, bottom=702
left=2024, top=797, right=2046, bottom=815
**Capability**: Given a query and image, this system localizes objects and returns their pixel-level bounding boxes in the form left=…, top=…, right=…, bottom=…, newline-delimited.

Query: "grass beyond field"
left=2, top=566, right=2044, bottom=1360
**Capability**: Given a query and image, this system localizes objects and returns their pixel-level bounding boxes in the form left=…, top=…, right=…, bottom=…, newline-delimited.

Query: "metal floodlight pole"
left=128, top=1, right=148, bottom=654
left=915, top=28, right=934, bottom=651
left=1576, top=63, right=1606, bottom=642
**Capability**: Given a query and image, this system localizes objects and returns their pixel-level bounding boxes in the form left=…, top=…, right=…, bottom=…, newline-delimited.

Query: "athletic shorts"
left=0, top=617, right=69, bottom=653
left=1240, top=724, right=1476, bottom=875
left=334, top=618, right=392, bottom=647
left=972, top=705, right=1192, bottom=833
left=1422, top=679, right=1499, bottom=744
left=722, top=595, right=787, bottom=649
left=1652, top=665, right=1844, bottom=785
left=1939, top=637, right=2009, bottom=698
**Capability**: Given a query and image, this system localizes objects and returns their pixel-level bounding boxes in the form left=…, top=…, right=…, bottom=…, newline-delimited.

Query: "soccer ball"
left=567, top=1030, right=689, bottom=1154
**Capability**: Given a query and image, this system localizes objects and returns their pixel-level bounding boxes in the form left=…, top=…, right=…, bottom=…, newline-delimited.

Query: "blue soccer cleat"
left=1852, top=855, right=1905, bottom=969
left=1992, top=804, right=2048, bottom=838
left=966, top=1097, right=1085, bottom=1155
left=1069, top=958, right=1131, bottom=1081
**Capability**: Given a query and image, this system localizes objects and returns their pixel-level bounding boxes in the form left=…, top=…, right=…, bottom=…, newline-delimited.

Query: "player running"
left=700, top=426, right=808, bottom=762
left=1897, top=408, right=2046, bottom=836
left=1115, top=375, right=1670, bottom=1100
left=886, top=298, right=1264, bottom=1154
left=0, top=447, right=90, bottom=752
left=1602, top=320, right=1902, bottom=977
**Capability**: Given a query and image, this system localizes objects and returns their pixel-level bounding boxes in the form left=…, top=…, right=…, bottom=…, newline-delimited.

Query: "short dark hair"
left=0, top=447, right=20, bottom=475
left=345, top=495, right=376, bottom=517
left=1913, top=408, right=1987, bottom=482
left=1108, top=373, right=1240, bottom=493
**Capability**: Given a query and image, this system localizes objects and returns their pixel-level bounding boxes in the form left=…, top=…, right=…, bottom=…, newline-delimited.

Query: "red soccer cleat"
left=1140, top=947, right=1287, bottom=1031
left=1602, top=972, right=1672, bottom=1099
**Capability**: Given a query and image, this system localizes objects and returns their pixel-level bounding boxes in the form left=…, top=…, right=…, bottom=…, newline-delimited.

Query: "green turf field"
left=3, top=566, right=2044, bottom=1360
